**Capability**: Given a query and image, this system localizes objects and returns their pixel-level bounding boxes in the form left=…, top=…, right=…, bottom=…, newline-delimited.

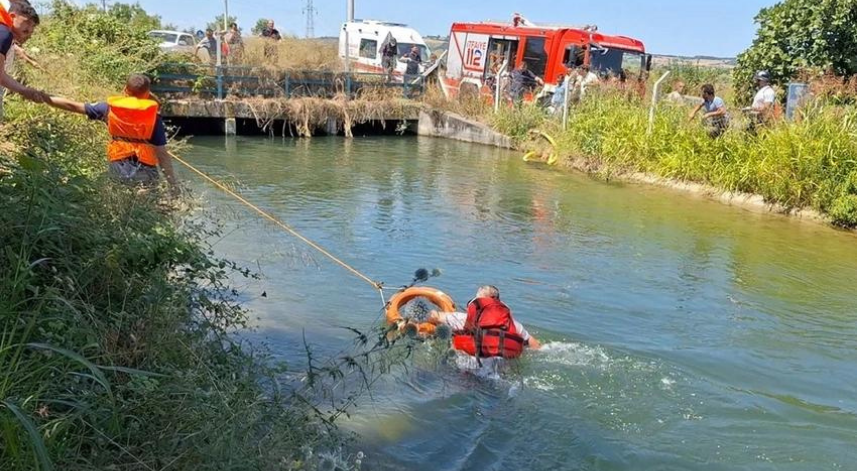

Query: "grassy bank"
left=2, top=3, right=398, bottom=469
left=1, top=116, right=330, bottom=469
left=487, top=87, right=857, bottom=228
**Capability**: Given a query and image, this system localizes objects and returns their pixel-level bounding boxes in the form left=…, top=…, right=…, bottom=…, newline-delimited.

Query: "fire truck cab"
left=442, top=13, right=651, bottom=99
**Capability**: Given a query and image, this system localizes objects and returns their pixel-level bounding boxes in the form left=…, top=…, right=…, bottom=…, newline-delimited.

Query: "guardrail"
left=151, top=64, right=426, bottom=100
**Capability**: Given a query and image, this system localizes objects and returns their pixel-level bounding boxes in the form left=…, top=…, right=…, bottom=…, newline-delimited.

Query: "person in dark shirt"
left=261, top=19, right=280, bottom=61
left=44, top=74, right=179, bottom=190
left=0, top=0, right=48, bottom=107
left=380, top=34, right=398, bottom=81
left=399, top=45, right=422, bottom=79
left=261, top=19, right=281, bottom=40
left=508, top=62, right=543, bottom=104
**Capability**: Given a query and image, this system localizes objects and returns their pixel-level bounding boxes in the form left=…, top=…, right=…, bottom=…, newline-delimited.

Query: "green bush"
left=0, top=108, right=347, bottom=468
left=735, top=0, right=857, bottom=102
left=30, top=1, right=164, bottom=88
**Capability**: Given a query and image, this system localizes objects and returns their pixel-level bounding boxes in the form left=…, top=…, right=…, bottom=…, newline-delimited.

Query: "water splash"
left=534, top=341, right=613, bottom=369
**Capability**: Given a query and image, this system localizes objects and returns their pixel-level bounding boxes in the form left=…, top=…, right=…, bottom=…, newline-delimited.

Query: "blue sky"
left=128, top=0, right=776, bottom=57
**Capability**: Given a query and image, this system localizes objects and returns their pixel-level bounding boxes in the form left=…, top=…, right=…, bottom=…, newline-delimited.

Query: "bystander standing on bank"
left=261, top=19, right=281, bottom=62
left=222, top=22, right=243, bottom=64
left=0, top=0, right=48, bottom=120
left=194, top=29, right=217, bottom=66
left=689, top=83, right=730, bottom=138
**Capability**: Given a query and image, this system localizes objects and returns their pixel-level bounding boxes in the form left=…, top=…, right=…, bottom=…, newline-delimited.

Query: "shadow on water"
left=184, top=135, right=857, bottom=470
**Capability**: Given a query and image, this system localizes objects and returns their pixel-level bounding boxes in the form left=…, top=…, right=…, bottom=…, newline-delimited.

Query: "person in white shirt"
left=751, top=70, right=776, bottom=112
left=576, top=65, right=600, bottom=100
left=665, top=80, right=686, bottom=104
left=743, top=70, right=777, bottom=132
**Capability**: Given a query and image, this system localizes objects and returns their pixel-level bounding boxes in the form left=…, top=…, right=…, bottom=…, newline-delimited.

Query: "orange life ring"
left=386, top=286, right=456, bottom=338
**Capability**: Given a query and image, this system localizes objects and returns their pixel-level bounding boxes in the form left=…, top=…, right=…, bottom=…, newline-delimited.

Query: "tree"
left=206, top=14, right=238, bottom=33
left=108, top=2, right=162, bottom=31
left=735, top=0, right=857, bottom=101
left=252, top=18, right=269, bottom=35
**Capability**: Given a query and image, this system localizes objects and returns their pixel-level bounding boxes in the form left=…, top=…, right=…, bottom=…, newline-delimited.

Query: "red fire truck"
left=441, top=13, right=651, bottom=99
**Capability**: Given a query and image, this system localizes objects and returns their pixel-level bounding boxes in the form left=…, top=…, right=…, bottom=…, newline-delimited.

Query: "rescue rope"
left=172, top=155, right=386, bottom=299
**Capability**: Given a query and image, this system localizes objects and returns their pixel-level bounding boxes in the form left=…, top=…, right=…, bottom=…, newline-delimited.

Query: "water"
left=183, top=135, right=857, bottom=470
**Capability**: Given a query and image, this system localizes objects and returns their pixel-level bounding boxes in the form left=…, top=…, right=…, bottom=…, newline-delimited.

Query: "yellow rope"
left=173, top=155, right=385, bottom=291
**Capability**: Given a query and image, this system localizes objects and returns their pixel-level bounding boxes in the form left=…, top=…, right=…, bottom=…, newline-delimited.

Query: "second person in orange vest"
left=1, top=0, right=50, bottom=112
left=45, top=74, right=179, bottom=190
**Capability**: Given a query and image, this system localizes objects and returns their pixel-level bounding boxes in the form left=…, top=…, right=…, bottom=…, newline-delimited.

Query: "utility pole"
left=344, top=0, right=354, bottom=73
left=304, top=0, right=316, bottom=38
left=223, top=0, right=229, bottom=32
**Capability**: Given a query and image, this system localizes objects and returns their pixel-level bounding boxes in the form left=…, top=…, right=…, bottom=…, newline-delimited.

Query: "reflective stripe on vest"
left=106, top=96, right=159, bottom=167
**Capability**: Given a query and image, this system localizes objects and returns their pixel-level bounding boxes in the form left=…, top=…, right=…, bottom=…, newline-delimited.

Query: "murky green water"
left=184, top=136, right=857, bottom=471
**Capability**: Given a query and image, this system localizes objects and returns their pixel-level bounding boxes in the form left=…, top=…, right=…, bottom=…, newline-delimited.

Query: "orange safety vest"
left=452, top=297, right=526, bottom=359
left=106, top=96, right=160, bottom=167
left=0, top=1, right=14, bottom=28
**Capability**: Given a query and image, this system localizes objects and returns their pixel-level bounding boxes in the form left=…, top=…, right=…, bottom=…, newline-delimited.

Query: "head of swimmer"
left=475, top=285, right=500, bottom=300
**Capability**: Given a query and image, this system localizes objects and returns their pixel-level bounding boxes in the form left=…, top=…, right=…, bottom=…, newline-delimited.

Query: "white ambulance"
left=338, top=20, right=431, bottom=80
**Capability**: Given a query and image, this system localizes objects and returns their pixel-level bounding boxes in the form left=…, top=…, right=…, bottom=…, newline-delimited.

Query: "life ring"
left=386, top=286, right=456, bottom=338
left=522, top=131, right=559, bottom=166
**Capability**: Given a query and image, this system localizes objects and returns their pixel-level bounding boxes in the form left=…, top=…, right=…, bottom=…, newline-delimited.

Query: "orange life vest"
left=106, top=96, right=160, bottom=167
left=452, top=297, right=526, bottom=359
left=0, top=1, right=14, bottom=29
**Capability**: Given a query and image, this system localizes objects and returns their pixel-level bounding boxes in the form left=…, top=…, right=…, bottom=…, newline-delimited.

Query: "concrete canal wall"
left=162, top=99, right=511, bottom=148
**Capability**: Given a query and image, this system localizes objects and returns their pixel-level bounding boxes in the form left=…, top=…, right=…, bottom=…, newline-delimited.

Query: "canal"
left=183, top=135, right=857, bottom=470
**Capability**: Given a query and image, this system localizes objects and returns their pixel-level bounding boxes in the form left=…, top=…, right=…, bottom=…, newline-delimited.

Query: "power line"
left=303, top=0, right=315, bottom=38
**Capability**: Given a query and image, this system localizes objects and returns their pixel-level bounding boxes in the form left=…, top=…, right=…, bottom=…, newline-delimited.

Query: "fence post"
left=494, top=60, right=509, bottom=113
left=346, top=72, right=352, bottom=99
left=647, top=71, right=671, bottom=135
left=561, top=74, right=572, bottom=129
left=216, top=37, right=224, bottom=99
left=216, top=66, right=224, bottom=100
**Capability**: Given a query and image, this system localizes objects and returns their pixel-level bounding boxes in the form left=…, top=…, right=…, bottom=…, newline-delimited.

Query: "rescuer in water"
left=429, top=285, right=541, bottom=370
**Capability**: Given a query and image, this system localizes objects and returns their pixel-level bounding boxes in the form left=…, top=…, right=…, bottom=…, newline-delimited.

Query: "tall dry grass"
left=235, top=37, right=341, bottom=71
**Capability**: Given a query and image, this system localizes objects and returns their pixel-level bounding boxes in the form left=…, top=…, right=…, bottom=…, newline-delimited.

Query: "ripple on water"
left=185, top=136, right=857, bottom=471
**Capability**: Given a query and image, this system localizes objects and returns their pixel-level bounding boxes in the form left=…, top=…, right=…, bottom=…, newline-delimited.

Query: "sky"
left=129, top=0, right=777, bottom=58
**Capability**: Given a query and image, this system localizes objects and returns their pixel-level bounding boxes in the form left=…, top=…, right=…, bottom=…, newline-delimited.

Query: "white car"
left=148, top=30, right=197, bottom=54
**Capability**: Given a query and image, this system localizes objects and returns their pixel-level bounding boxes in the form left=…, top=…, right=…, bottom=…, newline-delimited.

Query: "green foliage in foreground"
left=2, top=2, right=404, bottom=468
left=0, top=112, right=335, bottom=469
left=496, top=92, right=857, bottom=227
left=735, top=0, right=857, bottom=101
left=31, top=1, right=164, bottom=87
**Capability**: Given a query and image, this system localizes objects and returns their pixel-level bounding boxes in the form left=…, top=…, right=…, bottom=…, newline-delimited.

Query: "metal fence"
left=151, top=64, right=426, bottom=100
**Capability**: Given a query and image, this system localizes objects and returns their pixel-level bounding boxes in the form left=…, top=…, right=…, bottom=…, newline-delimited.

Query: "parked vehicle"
left=339, top=20, right=431, bottom=80
left=148, top=30, right=197, bottom=54
left=441, top=13, right=651, bottom=99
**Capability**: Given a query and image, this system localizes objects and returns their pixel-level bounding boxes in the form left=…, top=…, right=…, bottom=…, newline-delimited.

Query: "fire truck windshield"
left=397, top=43, right=430, bottom=62
left=590, top=48, right=645, bottom=78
